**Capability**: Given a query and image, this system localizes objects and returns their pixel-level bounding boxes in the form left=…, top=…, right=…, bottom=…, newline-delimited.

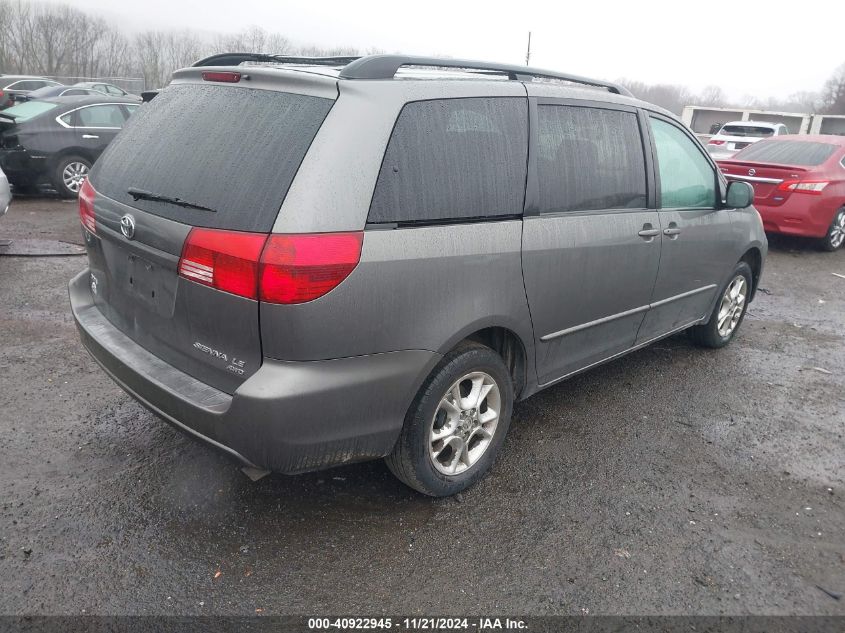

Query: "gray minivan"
left=69, top=55, right=767, bottom=496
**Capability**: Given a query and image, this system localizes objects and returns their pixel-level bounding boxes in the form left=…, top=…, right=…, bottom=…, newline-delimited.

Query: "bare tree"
left=821, top=62, right=845, bottom=114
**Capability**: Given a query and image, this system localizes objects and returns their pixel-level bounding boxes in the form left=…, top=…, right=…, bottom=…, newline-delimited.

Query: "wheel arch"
left=740, top=246, right=763, bottom=301
left=441, top=323, right=533, bottom=400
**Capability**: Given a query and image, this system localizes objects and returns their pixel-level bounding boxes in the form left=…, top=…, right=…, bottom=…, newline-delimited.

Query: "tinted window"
left=734, top=139, right=837, bottom=166
left=537, top=105, right=646, bottom=213
left=77, top=105, right=126, bottom=127
left=650, top=117, right=716, bottom=209
left=368, top=97, right=527, bottom=224
left=91, top=84, right=333, bottom=232
left=719, top=125, right=775, bottom=138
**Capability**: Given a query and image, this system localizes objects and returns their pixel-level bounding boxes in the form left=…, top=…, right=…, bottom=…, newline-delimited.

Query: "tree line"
left=1, top=0, right=843, bottom=115
left=0, top=0, right=368, bottom=89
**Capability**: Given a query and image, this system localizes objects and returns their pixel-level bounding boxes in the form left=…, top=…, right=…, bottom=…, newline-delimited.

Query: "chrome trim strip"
left=538, top=318, right=706, bottom=389
left=540, top=285, right=717, bottom=342
left=722, top=173, right=783, bottom=184
left=55, top=102, right=131, bottom=130
left=649, top=284, right=717, bottom=309
left=540, top=305, right=650, bottom=341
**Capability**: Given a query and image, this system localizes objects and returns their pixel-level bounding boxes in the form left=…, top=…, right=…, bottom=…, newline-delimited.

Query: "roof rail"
left=191, top=53, right=633, bottom=97
left=192, top=53, right=361, bottom=68
left=339, top=55, right=633, bottom=97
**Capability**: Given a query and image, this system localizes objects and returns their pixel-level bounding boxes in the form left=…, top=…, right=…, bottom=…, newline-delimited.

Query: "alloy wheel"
left=429, top=371, right=501, bottom=475
left=62, top=161, right=89, bottom=194
left=717, top=275, right=748, bottom=338
left=829, top=210, right=845, bottom=250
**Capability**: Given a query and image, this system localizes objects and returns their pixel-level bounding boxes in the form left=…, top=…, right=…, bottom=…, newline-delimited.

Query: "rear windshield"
left=0, top=101, right=58, bottom=122
left=734, top=140, right=838, bottom=166
left=719, top=125, right=775, bottom=138
left=90, top=84, right=334, bottom=232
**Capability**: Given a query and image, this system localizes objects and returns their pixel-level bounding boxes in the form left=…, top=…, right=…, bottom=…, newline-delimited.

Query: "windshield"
left=734, top=140, right=838, bottom=166
left=0, top=101, right=58, bottom=122
left=719, top=125, right=776, bottom=138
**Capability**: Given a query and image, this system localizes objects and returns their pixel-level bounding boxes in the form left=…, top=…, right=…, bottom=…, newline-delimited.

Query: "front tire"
left=819, top=208, right=845, bottom=252
left=386, top=342, right=514, bottom=497
left=689, top=261, right=753, bottom=349
left=52, top=155, right=91, bottom=199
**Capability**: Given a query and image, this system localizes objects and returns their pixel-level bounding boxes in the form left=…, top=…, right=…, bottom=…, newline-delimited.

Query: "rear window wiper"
left=127, top=187, right=217, bottom=213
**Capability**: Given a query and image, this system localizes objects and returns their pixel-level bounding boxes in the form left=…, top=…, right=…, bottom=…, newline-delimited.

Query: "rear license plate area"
left=127, top=254, right=161, bottom=308
left=733, top=142, right=749, bottom=150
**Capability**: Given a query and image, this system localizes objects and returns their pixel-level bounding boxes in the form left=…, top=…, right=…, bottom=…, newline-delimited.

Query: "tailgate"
left=719, top=161, right=807, bottom=205
left=84, top=81, right=334, bottom=393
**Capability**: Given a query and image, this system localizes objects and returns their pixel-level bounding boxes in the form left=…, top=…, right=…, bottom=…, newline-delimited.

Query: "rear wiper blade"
left=127, top=187, right=216, bottom=213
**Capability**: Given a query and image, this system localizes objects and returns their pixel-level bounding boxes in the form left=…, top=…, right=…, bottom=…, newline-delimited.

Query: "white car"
left=706, top=121, right=790, bottom=159
left=0, top=166, right=10, bottom=217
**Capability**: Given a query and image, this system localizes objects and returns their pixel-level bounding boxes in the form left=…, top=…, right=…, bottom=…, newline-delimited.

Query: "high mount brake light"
left=201, top=72, right=241, bottom=83
left=78, top=178, right=96, bottom=233
left=776, top=180, right=829, bottom=195
left=178, top=229, right=363, bottom=303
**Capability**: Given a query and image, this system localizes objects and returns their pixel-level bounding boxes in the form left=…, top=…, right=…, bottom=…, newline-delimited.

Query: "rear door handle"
left=638, top=227, right=661, bottom=239
left=82, top=134, right=99, bottom=139
left=663, top=227, right=682, bottom=237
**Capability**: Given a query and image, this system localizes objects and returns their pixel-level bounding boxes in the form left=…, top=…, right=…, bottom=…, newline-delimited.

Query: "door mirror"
left=726, top=181, right=754, bottom=209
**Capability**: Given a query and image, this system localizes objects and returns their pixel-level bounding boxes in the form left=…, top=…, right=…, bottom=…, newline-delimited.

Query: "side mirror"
left=726, top=180, right=754, bottom=209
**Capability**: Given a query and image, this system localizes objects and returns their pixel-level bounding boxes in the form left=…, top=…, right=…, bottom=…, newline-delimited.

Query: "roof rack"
left=191, top=53, right=633, bottom=98
left=340, top=55, right=632, bottom=96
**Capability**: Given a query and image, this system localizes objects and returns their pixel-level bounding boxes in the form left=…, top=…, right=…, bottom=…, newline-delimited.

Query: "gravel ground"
left=0, top=196, right=843, bottom=616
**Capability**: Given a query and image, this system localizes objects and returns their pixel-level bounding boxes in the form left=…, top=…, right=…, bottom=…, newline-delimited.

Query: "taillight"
left=178, top=229, right=363, bottom=303
left=178, top=228, right=267, bottom=299
left=259, top=232, right=363, bottom=304
left=777, top=180, right=829, bottom=195
left=708, top=139, right=725, bottom=145
left=201, top=71, right=241, bottom=83
left=78, top=178, right=96, bottom=233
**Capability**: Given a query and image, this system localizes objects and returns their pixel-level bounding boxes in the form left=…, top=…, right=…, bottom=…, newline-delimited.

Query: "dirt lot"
left=0, top=196, right=843, bottom=616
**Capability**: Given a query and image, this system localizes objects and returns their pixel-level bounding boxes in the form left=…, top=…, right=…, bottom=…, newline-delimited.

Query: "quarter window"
left=77, top=105, right=126, bottom=128
left=650, top=117, right=716, bottom=209
left=368, top=97, right=528, bottom=224
left=537, top=105, right=647, bottom=213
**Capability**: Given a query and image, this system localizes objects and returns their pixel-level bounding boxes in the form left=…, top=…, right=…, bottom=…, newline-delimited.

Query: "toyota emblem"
left=120, top=214, right=136, bottom=239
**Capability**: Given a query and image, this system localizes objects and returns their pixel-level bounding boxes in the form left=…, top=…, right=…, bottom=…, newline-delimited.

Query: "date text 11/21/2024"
left=307, top=618, right=528, bottom=630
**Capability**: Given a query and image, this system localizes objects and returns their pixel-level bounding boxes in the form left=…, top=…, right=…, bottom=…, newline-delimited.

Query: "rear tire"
left=818, top=208, right=845, bottom=252
left=385, top=342, right=513, bottom=497
left=689, top=261, right=753, bottom=349
left=52, top=155, right=91, bottom=199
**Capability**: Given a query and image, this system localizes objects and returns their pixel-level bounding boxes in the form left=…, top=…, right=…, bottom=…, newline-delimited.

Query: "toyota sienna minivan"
left=69, top=54, right=767, bottom=496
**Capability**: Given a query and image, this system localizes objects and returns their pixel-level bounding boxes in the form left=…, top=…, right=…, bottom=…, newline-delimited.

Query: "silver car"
left=69, top=55, right=767, bottom=496
left=0, top=166, right=10, bottom=217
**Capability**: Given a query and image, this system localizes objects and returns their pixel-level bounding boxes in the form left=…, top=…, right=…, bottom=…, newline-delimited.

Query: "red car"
left=718, top=135, right=845, bottom=251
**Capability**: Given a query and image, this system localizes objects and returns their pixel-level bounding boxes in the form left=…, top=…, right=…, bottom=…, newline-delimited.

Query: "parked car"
left=0, top=166, right=10, bottom=217
left=73, top=81, right=141, bottom=102
left=719, top=135, right=845, bottom=251
left=0, top=75, right=63, bottom=109
left=14, top=85, right=108, bottom=103
left=69, top=54, right=766, bottom=496
left=706, top=121, right=790, bottom=159
left=0, top=95, right=139, bottom=197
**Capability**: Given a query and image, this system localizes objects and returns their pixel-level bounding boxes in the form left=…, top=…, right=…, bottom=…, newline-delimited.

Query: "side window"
left=77, top=105, right=126, bottom=128
left=537, top=105, right=646, bottom=213
left=123, top=105, right=139, bottom=117
left=59, top=112, right=76, bottom=126
left=368, top=97, right=528, bottom=224
left=649, top=117, right=717, bottom=209
left=105, top=85, right=124, bottom=96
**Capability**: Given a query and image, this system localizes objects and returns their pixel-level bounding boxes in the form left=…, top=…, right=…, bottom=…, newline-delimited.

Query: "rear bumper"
left=0, top=148, right=47, bottom=185
left=69, top=269, right=440, bottom=474
left=755, top=195, right=840, bottom=239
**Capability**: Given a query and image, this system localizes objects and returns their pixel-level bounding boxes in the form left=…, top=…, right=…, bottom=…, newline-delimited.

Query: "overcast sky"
left=42, top=0, right=842, bottom=100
